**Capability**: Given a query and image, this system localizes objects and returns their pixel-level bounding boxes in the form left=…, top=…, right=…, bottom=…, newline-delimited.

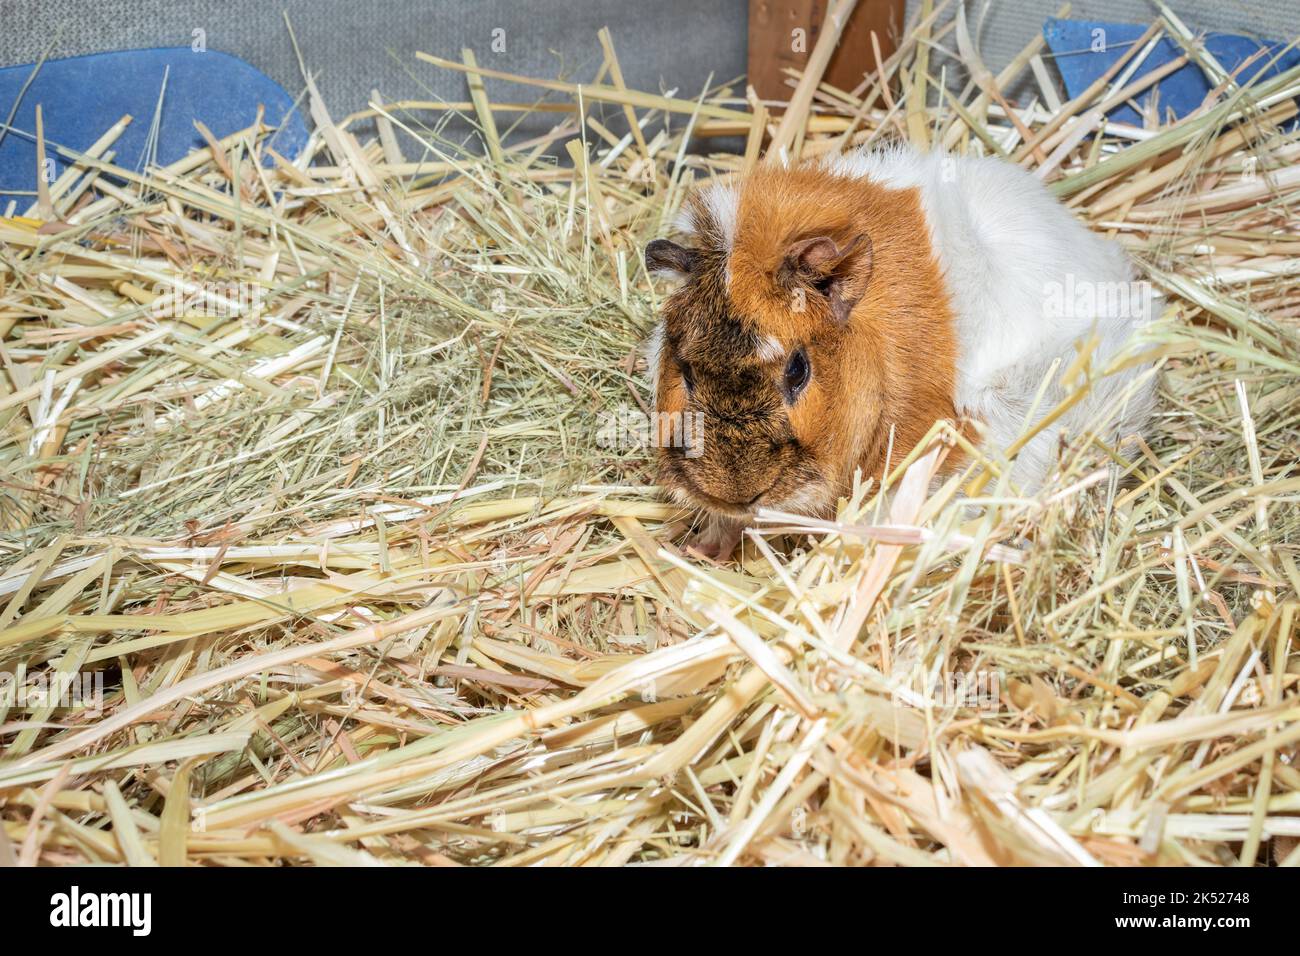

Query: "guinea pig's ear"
left=781, top=233, right=873, bottom=324
left=645, top=239, right=697, bottom=279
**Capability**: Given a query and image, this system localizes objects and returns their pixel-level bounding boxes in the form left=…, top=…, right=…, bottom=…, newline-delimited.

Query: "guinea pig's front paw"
left=684, top=518, right=745, bottom=563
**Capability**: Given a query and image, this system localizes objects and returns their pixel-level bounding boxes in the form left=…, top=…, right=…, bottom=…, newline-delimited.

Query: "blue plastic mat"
left=1044, top=17, right=1300, bottom=126
left=0, top=48, right=308, bottom=208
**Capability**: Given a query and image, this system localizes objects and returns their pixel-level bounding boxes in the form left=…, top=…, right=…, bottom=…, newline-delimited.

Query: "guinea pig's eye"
left=678, top=360, right=695, bottom=393
left=783, top=348, right=810, bottom=401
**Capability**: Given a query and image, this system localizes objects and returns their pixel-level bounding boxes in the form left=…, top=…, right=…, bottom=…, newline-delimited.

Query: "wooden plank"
left=748, top=0, right=904, bottom=105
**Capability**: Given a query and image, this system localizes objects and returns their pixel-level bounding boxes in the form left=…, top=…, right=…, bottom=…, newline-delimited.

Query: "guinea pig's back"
left=830, top=145, right=1157, bottom=488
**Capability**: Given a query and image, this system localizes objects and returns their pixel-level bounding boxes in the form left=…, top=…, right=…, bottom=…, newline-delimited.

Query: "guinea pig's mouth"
left=694, top=485, right=774, bottom=517
left=659, top=446, right=836, bottom=521
left=669, top=466, right=780, bottom=519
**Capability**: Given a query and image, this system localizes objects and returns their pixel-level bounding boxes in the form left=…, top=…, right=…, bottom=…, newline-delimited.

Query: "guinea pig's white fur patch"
left=755, top=335, right=784, bottom=363
left=644, top=320, right=665, bottom=395
left=675, top=181, right=740, bottom=252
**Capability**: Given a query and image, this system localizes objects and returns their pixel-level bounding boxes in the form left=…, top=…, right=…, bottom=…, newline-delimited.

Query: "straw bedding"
left=0, top=4, right=1297, bottom=866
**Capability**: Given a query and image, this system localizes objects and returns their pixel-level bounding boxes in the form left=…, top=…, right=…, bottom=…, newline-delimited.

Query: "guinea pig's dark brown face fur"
left=647, top=241, right=834, bottom=518
left=646, top=164, right=960, bottom=520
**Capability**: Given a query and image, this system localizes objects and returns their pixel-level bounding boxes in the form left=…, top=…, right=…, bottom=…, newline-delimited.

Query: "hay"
left=1, top=5, right=1298, bottom=866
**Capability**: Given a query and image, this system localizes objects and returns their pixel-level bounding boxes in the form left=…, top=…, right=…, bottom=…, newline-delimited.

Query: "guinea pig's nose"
left=727, top=478, right=777, bottom=508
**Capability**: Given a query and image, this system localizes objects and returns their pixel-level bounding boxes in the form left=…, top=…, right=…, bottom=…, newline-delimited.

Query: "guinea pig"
left=644, top=145, right=1156, bottom=548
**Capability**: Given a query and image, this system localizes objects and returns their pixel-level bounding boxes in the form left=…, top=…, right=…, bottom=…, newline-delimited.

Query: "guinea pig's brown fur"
left=649, top=164, right=959, bottom=519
